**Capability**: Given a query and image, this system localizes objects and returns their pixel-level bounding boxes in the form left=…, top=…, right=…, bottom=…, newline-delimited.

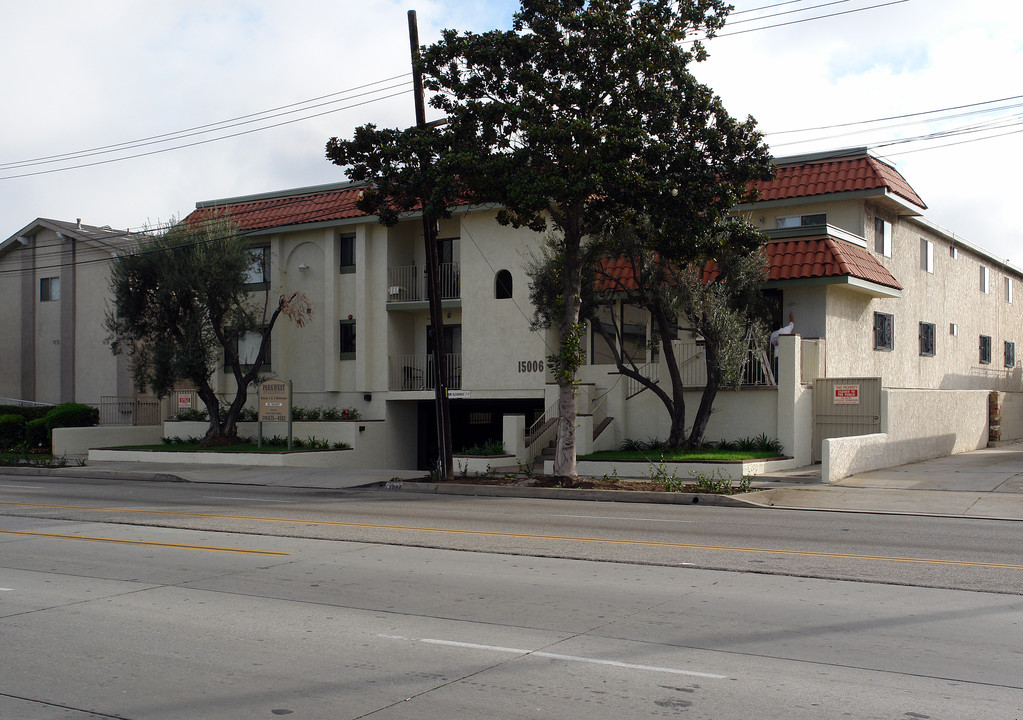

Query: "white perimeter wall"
left=823, top=389, right=989, bottom=482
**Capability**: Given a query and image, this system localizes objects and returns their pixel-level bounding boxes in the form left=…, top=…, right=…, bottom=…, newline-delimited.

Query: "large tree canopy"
left=105, top=214, right=311, bottom=444
left=327, top=0, right=772, bottom=477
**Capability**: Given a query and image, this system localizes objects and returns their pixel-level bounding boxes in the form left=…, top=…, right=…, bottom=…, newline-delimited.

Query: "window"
left=980, top=335, right=992, bottom=365
left=776, top=213, right=827, bottom=229
left=1006, top=341, right=1016, bottom=368
left=874, top=217, right=892, bottom=257
left=950, top=323, right=958, bottom=336
left=980, top=266, right=989, bottom=294
left=919, top=322, right=936, bottom=357
left=950, top=245, right=958, bottom=259
left=590, top=305, right=648, bottom=364
left=920, top=238, right=933, bottom=273
left=339, top=233, right=355, bottom=273
left=39, top=276, right=60, bottom=302
left=244, top=245, right=269, bottom=286
left=873, top=312, right=894, bottom=351
left=228, top=329, right=269, bottom=369
left=1006, top=278, right=1014, bottom=304
left=339, top=320, right=356, bottom=359
left=495, top=269, right=513, bottom=299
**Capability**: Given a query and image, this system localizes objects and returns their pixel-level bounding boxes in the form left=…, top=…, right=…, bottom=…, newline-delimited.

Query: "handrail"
left=524, top=400, right=559, bottom=467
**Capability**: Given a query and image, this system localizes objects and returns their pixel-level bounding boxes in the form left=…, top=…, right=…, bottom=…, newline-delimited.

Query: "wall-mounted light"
left=298, top=264, right=309, bottom=272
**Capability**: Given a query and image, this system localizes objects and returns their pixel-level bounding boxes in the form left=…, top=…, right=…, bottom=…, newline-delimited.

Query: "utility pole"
left=408, top=9, right=454, bottom=481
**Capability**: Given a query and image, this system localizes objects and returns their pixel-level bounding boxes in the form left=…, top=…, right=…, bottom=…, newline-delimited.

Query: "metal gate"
left=813, top=377, right=882, bottom=463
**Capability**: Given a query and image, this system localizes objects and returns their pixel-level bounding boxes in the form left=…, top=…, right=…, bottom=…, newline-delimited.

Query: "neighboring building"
left=0, top=219, right=137, bottom=407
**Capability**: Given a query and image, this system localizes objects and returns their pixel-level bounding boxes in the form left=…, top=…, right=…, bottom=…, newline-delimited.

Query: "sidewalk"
left=3, top=444, right=1023, bottom=520
left=747, top=443, right=1023, bottom=520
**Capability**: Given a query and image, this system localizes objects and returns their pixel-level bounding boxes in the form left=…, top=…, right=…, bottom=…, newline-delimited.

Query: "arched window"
left=495, top=269, right=513, bottom=299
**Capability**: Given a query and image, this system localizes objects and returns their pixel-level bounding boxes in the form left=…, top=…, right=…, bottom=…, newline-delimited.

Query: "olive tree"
left=105, top=213, right=310, bottom=445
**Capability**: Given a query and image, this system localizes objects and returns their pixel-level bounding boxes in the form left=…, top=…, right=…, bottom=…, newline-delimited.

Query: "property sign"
left=833, top=384, right=861, bottom=405
left=259, top=380, right=291, bottom=422
left=447, top=389, right=470, bottom=399
left=177, top=394, right=193, bottom=409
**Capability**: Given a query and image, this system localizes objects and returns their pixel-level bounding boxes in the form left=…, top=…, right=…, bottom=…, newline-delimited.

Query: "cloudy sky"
left=2, top=0, right=1021, bottom=264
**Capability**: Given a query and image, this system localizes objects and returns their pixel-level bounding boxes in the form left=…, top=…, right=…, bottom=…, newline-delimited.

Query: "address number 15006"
left=517, top=360, right=544, bottom=373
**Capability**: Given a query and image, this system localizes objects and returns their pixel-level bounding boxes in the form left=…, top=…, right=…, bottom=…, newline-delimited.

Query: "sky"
left=2, top=0, right=1021, bottom=265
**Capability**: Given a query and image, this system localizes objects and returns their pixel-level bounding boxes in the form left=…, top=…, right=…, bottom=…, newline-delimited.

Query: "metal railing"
left=0, top=397, right=54, bottom=408
left=99, top=396, right=161, bottom=426
left=625, top=362, right=660, bottom=398
left=524, top=400, right=559, bottom=467
left=672, top=333, right=777, bottom=388
left=388, top=354, right=462, bottom=391
left=386, top=262, right=460, bottom=303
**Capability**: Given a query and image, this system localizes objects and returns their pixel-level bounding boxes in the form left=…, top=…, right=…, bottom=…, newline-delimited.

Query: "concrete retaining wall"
left=54, top=425, right=165, bottom=457
left=997, top=393, right=1023, bottom=441
left=823, top=389, right=989, bottom=482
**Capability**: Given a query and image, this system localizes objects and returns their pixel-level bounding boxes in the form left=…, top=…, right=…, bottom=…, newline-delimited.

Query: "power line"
left=0, top=74, right=412, bottom=171
left=714, top=0, right=909, bottom=38
left=0, top=89, right=412, bottom=181
left=764, top=94, right=1023, bottom=136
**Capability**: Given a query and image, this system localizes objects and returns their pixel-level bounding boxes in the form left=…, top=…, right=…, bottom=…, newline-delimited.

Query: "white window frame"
left=1006, top=277, right=1013, bottom=304
left=874, top=217, right=892, bottom=258
left=39, top=276, right=60, bottom=302
left=980, top=266, right=989, bottom=294
left=920, top=238, right=933, bottom=273
left=776, top=213, right=827, bottom=229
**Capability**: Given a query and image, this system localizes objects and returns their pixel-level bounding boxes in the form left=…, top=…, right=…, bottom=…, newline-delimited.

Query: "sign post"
left=259, top=379, right=292, bottom=449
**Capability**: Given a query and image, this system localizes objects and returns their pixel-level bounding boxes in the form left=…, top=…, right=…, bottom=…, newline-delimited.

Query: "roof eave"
left=734, top=187, right=925, bottom=216
left=763, top=275, right=903, bottom=298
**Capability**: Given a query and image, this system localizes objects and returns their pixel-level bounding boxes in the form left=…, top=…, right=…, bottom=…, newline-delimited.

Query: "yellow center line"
left=0, top=528, right=291, bottom=556
left=2, top=501, right=1021, bottom=570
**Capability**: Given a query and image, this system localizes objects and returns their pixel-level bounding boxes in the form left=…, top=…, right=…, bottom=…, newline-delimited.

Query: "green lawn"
left=579, top=448, right=782, bottom=462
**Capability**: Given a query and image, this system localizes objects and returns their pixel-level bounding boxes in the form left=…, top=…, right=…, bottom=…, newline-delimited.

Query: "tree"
left=585, top=217, right=771, bottom=448
left=327, top=0, right=770, bottom=478
left=527, top=217, right=769, bottom=449
left=105, top=213, right=311, bottom=445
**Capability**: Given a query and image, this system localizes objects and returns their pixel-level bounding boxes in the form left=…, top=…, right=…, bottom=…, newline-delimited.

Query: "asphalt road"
left=1, top=476, right=1021, bottom=719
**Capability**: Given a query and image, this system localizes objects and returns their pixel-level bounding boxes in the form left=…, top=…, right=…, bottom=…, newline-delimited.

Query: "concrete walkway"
left=3, top=443, right=1023, bottom=520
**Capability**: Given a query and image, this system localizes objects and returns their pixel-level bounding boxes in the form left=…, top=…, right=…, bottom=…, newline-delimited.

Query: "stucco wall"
left=997, top=393, right=1023, bottom=441
left=621, top=387, right=779, bottom=446
left=823, top=388, right=989, bottom=481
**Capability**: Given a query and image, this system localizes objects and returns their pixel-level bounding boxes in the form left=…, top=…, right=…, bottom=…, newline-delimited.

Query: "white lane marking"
left=0, top=485, right=43, bottom=489
left=551, top=514, right=693, bottom=523
left=379, top=635, right=726, bottom=679
left=0, top=587, right=13, bottom=591
left=203, top=496, right=295, bottom=504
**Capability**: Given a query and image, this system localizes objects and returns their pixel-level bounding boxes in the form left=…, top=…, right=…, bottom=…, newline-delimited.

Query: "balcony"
left=386, top=263, right=460, bottom=305
left=389, top=354, right=462, bottom=391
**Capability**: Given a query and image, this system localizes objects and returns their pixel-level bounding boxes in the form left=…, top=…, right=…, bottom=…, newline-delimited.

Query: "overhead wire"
left=0, top=74, right=412, bottom=171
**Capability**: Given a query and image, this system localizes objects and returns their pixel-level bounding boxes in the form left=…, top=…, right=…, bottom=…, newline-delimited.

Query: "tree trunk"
left=688, top=335, right=721, bottom=448
left=554, top=230, right=583, bottom=480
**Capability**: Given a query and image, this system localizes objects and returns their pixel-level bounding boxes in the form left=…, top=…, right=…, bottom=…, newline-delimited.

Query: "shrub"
left=456, top=440, right=506, bottom=456
left=0, top=405, right=50, bottom=422
left=175, top=408, right=208, bottom=422
left=0, top=414, right=26, bottom=448
left=25, top=418, right=49, bottom=448
left=44, top=403, right=99, bottom=430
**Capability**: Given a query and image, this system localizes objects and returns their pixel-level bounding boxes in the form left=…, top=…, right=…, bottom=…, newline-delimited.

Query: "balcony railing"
left=386, top=263, right=460, bottom=303
left=389, top=354, right=462, bottom=391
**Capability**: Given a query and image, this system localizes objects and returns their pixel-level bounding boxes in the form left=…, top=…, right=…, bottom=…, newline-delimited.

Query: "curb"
left=0, top=466, right=190, bottom=483
left=379, top=480, right=765, bottom=507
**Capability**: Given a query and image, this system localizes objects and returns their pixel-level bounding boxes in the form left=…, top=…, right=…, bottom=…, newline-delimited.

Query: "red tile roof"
left=754, top=154, right=926, bottom=209
left=765, top=236, right=902, bottom=290
left=596, top=236, right=902, bottom=293
left=186, top=184, right=371, bottom=232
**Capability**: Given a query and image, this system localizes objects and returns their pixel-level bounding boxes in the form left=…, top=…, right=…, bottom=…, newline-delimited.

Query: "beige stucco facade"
left=0, top=220, right=133, bottom=407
